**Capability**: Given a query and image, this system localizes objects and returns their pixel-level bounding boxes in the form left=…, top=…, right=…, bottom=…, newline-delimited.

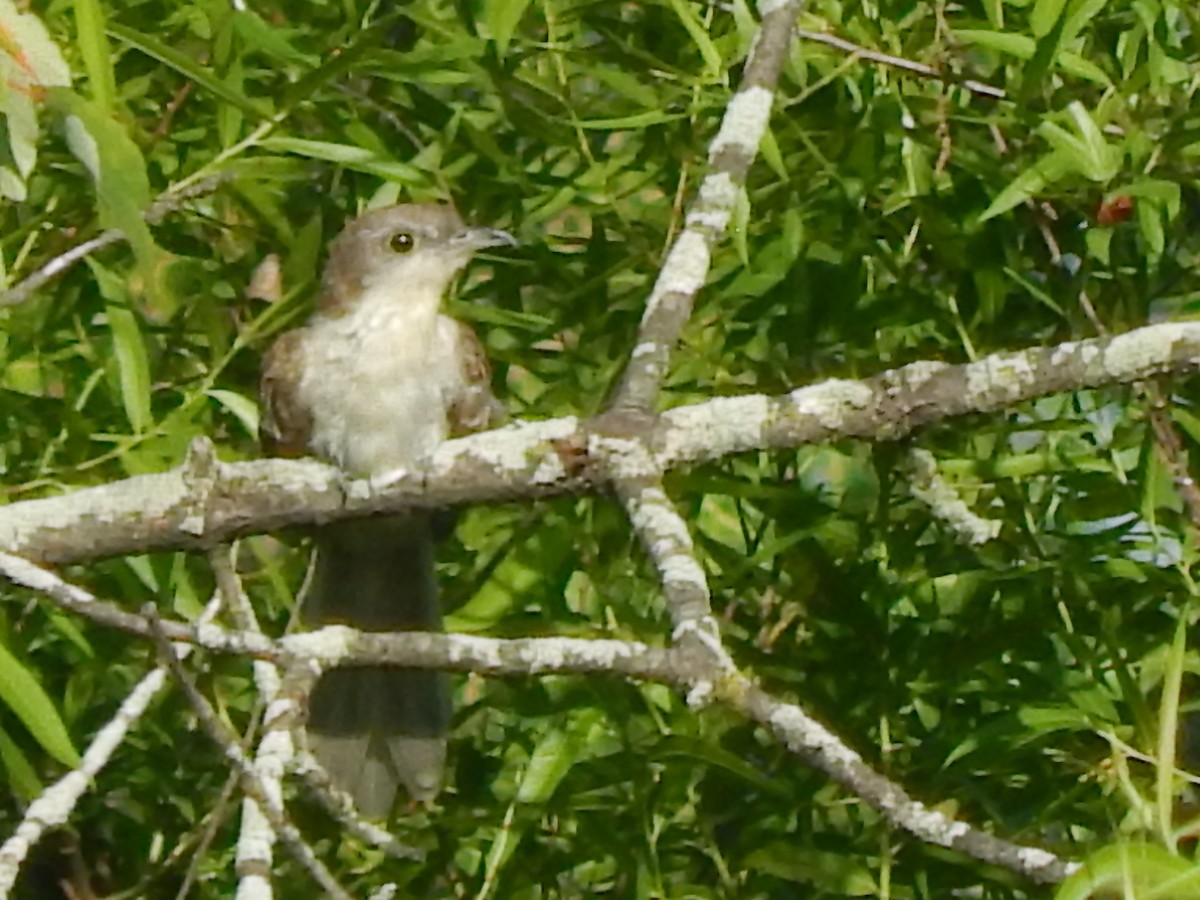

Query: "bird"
left=259, top=203, right=514, bottom=817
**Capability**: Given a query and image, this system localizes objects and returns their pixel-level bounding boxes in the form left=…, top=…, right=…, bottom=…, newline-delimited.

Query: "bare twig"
left=0, top=594, right=224, bottom=898
left=0, top=175, right=231, bottom=308
left=0, top=550, right=685, bottom=678
left=144, top=608, right=352, bottom=900
left=796, top=29, right=1006, bottom=100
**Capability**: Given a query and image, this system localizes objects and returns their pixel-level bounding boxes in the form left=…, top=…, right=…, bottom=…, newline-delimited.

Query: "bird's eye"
left=388, top=231, right=415, bottom=253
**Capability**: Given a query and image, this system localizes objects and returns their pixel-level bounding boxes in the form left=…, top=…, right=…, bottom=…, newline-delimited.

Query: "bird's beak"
left=454, top=226, right=517, bottom=250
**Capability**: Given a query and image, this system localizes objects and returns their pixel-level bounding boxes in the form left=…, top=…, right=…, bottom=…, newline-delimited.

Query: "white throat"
left=297, top=277, right=464, bottom=475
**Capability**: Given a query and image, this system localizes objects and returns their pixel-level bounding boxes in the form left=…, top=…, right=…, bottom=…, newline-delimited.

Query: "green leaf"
left=656, top=735, right=785, bottom=794
left=978, top=149, right=1071, bottom=221
left=668, top=0, right=723, bottom=75
left=0, top=723, right=43, bottom=801
left=85, top=257, right=154, bottom=432
left=1085, top=226, right=1113, bottom=265
left=1156, top=612, right=1187, bottom=845
left=0, top=0, right=70, bottom=198
left=207, top=389, right=260, bottom=438
left=954, top=28, right=1036, bottom=56
left=955, top=29, right=1111, bottom=84
left=1021, top=1, right=1070, bottom=100
left=0, top=0, right=71, bottom=86
left=1137, top=198, right=1165, bottom=260
left=0, top=638, right=80, bottom=769
left=231, top=9, right=317, bottom=67
left=0, top=85, right=37, bottom=199
left=516, top=709, right=604, bottom=804
left=1058, top=101, right=1121, bottom=181
left=759, top=124, right=787, bottom=180
left=107, top=23, right=269, bottom=118
left=106, top=305, right=154, bottom=434
left=50, top=90, right=158, bottom=276
left=1171, top=408, right=1200, bottom=445
left=1036, top=114, right=1119, bottom=183
left=1123, top=178, right=1181, bottom=218
left=259, top=137, right=422, bottom=184
left=73, top=0, right=116, bottom=112
left=571, top=110, right=687, bottom=129
left=1030, top=0, right=1068, bottom=38
left=445, top=299, right=553, bottom=332
left=1055, top=842, right=1200, bottom=900
left=746, top=844, right=877, bottom=895
left=483, top=0, right=532, bottom=61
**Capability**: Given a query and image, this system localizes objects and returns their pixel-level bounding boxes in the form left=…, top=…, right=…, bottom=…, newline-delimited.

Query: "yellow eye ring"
left=388, top=231, right=415, bottom=253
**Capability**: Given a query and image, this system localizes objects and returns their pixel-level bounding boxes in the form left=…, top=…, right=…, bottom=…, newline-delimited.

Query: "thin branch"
left=0, top=593, right=224, bottom=898
left=796, top=29, right=1006, bottom=100
left=0, top=175, right=230, bottom=308
left=619, top=480, right=716, bottom=630
left=210, top=547, right=290, bottom=899
left=609, top=0, right=805, bottom=413
left=0, top=549, right=683, bottom=677
left=731, top=678, right=1076, bottom=884
left=0, top=550, right=275, bottom=656
left=615, top=476, right=738, bottom=690
left=4, top=551, right=1076, bottom=885
left=144, top=608, right=352, bottom=900
left=904, top=448, right=1001, bottom=545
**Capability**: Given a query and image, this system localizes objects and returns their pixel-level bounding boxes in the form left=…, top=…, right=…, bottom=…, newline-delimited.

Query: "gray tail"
left=301, top=512, right=450, bottom=818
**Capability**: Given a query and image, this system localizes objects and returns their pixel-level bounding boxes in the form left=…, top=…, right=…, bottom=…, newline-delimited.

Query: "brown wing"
left=259, top=328, right=313, bottom=458
left=447, top=321, right=502, bottom=437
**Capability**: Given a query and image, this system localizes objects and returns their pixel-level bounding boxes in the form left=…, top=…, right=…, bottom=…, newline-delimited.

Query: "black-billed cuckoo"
left=259, top=204, right=513, bottom=817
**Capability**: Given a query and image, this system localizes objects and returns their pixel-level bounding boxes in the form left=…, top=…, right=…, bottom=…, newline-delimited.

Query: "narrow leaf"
left=50, top=90, right=157, bottom=270
left=207, top=389, right=260, bottom=438
left=106, top=305, right=154, bottom=433
left=0, top=723, right=43, bottom=800
left=1030, top=0, right=1068, bottom=38
left=955, top=30, right=1111, bottom=84
left=0, top=638, right=80, bottom=768
left=73, top=0, right=116, bottom=112
left=260, top=137, right=422, bottom=183
left=484, top=0, right=533, bottom=61
left=0, top=0, right=71, bottom=86
left=107, top=22, right=268, bottom=117
left=0, top=0, right=70, bottom=197
left=977, top=151, right=1068, bottom=221
left=668, top=0, right=724, bottom=74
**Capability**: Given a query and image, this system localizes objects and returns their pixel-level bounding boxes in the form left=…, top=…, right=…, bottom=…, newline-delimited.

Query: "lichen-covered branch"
left=728, top=678, right=1076, bottom=884
left=2, top=555, right=1073, bottom=885
left=0, top=593, right=224, bottom=899
left=212, top=548, right=291, bottom=900
left=904, top=448, right=1001, bottom=545
left=3, top=320, right=1200, bottom=566
left=654, top=320, right=1200, bottom=463
left=145, top=610, right=352, bottom=900
left=610, top=0, right=805, bottom=412
left=619, top=480, right=715, bottom=630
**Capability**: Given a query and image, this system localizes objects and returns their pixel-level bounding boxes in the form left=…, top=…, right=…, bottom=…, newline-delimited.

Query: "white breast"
left=296, top=283, right=463, bottom=475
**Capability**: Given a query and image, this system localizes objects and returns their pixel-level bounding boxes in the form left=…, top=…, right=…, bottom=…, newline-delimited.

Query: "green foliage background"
left=2, top=0, right=1200, bottom=897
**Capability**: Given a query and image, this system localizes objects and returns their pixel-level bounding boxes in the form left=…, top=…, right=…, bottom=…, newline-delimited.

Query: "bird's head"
left=319, top=203, right=516, bottom=314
